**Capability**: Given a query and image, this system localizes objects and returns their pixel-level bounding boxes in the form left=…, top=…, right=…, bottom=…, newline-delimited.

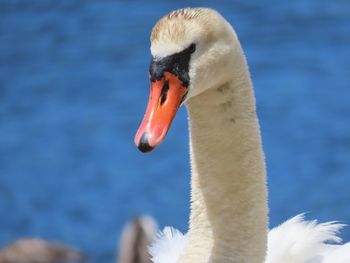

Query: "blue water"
left=0, top=1, right=349, bottom=262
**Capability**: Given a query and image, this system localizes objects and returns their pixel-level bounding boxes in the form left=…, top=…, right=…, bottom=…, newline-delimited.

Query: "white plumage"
left=149, top=227, right=188, bottom=263
left=150, top=214, right=350, bottom=263
left=266, top=214, right=347, bottom=263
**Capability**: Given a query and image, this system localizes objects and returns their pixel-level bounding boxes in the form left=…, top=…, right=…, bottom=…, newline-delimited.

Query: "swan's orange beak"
left=135, top=72, right=188, bottom=152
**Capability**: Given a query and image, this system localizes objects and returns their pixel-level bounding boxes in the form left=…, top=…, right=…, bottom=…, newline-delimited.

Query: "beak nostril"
left=160, top=80, right=170, bottom=105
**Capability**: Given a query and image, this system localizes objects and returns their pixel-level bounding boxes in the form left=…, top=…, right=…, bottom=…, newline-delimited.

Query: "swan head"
left=135, top=8, right=238, bottom=152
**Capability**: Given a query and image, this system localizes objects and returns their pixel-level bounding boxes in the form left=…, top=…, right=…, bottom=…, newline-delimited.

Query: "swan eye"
left=188, top=43, right=196, bottom=53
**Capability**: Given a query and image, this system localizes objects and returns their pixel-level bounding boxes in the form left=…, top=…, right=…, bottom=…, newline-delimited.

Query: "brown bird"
left=0, top=238, right=86, bottom=263
left=117, top=215, right=158, bottom=263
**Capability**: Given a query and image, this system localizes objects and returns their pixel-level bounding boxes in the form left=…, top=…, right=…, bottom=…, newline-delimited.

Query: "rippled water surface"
left=1, top=1, right=350, bottom=262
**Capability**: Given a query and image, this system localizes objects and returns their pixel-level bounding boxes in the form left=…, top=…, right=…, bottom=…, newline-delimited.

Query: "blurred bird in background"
left=117, top=215, right=157, bottom=263
left=0, top=239, right=86, bottom=263
left=0, top=215, right=157, bottom=263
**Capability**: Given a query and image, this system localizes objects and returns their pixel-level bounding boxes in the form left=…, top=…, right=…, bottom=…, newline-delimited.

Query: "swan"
left=134, top=7, right=350, bottom=263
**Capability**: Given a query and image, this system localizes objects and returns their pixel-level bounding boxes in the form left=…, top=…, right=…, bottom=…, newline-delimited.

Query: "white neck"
left=178, top=51, right=268, bottom=263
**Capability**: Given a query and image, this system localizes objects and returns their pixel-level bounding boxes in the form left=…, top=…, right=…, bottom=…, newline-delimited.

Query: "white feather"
left=266, top=214, right=347, bottom=263
left=149, top=227, right=188, bottom=263
left=307, top=243, right=350, bottom=263
left=149, top=214, right=350, bottom=263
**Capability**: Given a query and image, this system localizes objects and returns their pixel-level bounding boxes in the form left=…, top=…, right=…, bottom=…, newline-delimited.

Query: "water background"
left=1, top=1, right=350, bottom=262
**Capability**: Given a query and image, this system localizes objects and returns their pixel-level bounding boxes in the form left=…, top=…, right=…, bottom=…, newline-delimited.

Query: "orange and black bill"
left=134, top=72, right=188, bottom=152
left=135, top=44, right=195, bottom=152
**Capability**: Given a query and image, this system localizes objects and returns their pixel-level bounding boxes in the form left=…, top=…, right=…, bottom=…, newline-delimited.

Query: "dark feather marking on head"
left=217, top=85, right=230, bottom=93
left=149, top=43, right=196, bottom=87
left=220, top=100, right=233, bottom=112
